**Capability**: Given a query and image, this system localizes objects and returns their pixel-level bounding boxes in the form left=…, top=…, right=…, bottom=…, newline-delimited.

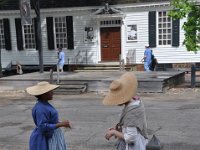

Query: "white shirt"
left=58, top=51, right=65, bottom=65
left=122, top=100, right=148, bottom=150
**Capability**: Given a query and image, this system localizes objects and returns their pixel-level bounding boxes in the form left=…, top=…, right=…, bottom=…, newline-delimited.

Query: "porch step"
left=54, top=82, right=87, bottom=95
left=74, top=64, right=136, bottom=72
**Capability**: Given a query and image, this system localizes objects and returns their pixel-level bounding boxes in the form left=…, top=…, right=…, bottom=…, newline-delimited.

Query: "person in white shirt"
left=57, top=47, right=65, bottom=72
left=102, top=72, right=148, bottom=150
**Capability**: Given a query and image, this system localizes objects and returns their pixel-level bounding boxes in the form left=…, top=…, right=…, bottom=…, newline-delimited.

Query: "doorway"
left=100, top=27, right=121, bottom=61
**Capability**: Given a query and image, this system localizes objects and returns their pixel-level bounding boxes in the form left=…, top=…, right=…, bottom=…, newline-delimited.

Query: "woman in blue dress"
left=26, top=81, right=71, bottom=150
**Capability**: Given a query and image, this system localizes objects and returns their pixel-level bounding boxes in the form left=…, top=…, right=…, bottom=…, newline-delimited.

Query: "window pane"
left=0, top=19, right=5, bottom=49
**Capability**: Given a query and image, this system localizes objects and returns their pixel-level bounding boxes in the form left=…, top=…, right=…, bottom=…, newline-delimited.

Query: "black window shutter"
left=15, top=18, right=24, bottom=50
left=34, top=18, right=39, bottom=50
left=3, top=19, right=12, bottom=50
left=148, top=11, right=156, bottom=47
left=172, top=18, right=180, bottom=47
left=46, top=17, right=55, bottom=50
left=66, top=16, right=74, bottom=50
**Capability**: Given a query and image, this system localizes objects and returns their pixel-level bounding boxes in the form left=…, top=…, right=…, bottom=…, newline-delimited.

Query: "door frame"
left=100, top=27, right=121, bottom=61
left=97, top=21, right=125, bottom=63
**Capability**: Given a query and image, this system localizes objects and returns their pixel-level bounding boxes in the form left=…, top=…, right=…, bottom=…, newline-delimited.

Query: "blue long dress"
left=29, top=100, right=59, bottom=150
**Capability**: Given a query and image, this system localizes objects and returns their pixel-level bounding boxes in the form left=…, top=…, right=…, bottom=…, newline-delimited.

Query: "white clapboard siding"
left=124, top=8, right=200, bottom=64
left=73, top=15, right=98, bottom=64
left=1, top=3, right=200, bottom=68
left=151, top=17, right=200, bottom=64
left=123, top=11, right=149, bottom=64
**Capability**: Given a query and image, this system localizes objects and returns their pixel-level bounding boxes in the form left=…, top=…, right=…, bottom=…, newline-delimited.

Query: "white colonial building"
left=0, top=0, right=199, bottom=70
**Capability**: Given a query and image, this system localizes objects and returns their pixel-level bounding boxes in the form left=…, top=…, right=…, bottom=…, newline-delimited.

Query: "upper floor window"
left=158, top=11, right=172, bottom=46
left=0, top=19, right=5, bottom=49
left=23, top=20, right=36, bottom=49
left=54, top=17, right=67, bottom=48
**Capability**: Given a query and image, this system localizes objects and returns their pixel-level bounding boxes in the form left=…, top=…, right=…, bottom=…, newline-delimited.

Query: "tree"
left=168, top=0, right=200, bottom=53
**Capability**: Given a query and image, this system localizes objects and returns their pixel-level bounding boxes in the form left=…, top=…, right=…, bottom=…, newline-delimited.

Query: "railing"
left=126, top=49, right=136, bottom=71
left=49, top=65, right=59, bottom=84
left=49, top=68, right=53, bottom=83
left=75, top=50, right=88, bottom=64
left=119, top=54, right=125, bottom=71
left=119, top=49, right=136, bottom=71
left=191, top=64, right=200, bottom=88
left=66, top=50, right=88, bottom=65
left=126, top=49, right=136, bottom=65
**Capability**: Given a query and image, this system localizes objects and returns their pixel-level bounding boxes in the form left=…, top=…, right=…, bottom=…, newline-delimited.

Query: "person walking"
left=26, top=81, right=71, bottom=150
left=150, top=50, right=158, bottom=71
left=57, top=47, right=65, bottom=72
left=141, top=46, right=152, bottom=71
left=103, top=72, right=148, bottom=150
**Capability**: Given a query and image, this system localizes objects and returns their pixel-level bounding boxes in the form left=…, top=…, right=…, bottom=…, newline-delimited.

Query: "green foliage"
left=168, top=0, right=200, bottom=52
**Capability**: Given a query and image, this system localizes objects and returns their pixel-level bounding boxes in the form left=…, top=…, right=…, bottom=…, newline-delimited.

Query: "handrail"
left=126, top=49, right=136, bottom=65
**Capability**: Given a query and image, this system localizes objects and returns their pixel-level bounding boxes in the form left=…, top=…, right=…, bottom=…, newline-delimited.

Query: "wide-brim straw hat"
left=102, top=72, right=138, bottom=105
left=26, top=81, right=59, bottom=96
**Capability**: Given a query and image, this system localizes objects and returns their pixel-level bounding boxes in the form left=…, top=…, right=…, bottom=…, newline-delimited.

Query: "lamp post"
left=31, top=0, right=43, bottom=73
left=0, top=41, right=2, bottom=77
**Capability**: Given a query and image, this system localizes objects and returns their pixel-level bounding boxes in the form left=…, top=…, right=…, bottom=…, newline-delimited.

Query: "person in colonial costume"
left=26, top=81, right=71, bottom=150
left=103, top=72, right=148, bottom=150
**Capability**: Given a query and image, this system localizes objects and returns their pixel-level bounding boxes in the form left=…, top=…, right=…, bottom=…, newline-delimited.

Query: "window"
left=158, top=11, right=172, bottom=46
left=100, top=20, right=121, bottom=26
left=23, top=20, right=35, bottom=49
left=0, top=19, right=5, bottom=49
left=54, top=17, right=67, bottom=48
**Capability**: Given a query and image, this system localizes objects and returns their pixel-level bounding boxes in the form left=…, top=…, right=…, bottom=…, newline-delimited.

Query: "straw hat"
left=102, top=72, right=138, bottom=105
left=26, top=81, right=59, bottom=96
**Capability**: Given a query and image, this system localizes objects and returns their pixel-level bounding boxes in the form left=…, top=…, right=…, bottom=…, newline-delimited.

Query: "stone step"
left=74, top=69, right=121, bottom=72
left=54, top=83, right=87, bottom=95
left=54, top=89, right=85, bottom=95
left=74, top=64, right=136, bottom=72
left=74, top=66, right=136, bottom=72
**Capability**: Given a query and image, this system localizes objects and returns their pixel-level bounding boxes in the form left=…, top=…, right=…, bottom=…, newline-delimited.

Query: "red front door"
left=100, top=27, right=121, bottom=61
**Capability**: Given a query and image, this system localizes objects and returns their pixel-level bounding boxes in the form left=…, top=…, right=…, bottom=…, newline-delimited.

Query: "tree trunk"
left=0, top=49, right=2, bottom=77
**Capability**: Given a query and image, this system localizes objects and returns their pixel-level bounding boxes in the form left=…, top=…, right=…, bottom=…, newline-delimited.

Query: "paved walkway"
left=0, top=87, right=200, bottom=150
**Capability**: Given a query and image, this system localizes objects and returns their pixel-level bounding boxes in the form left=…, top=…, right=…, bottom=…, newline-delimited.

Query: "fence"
left=191, top=64, right=200, bottom=88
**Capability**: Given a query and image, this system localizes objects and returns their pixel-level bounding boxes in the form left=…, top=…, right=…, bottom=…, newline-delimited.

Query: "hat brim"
left=102, top=72, right=138, bottom=106
left=26, top=83, right=59, bottom=96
